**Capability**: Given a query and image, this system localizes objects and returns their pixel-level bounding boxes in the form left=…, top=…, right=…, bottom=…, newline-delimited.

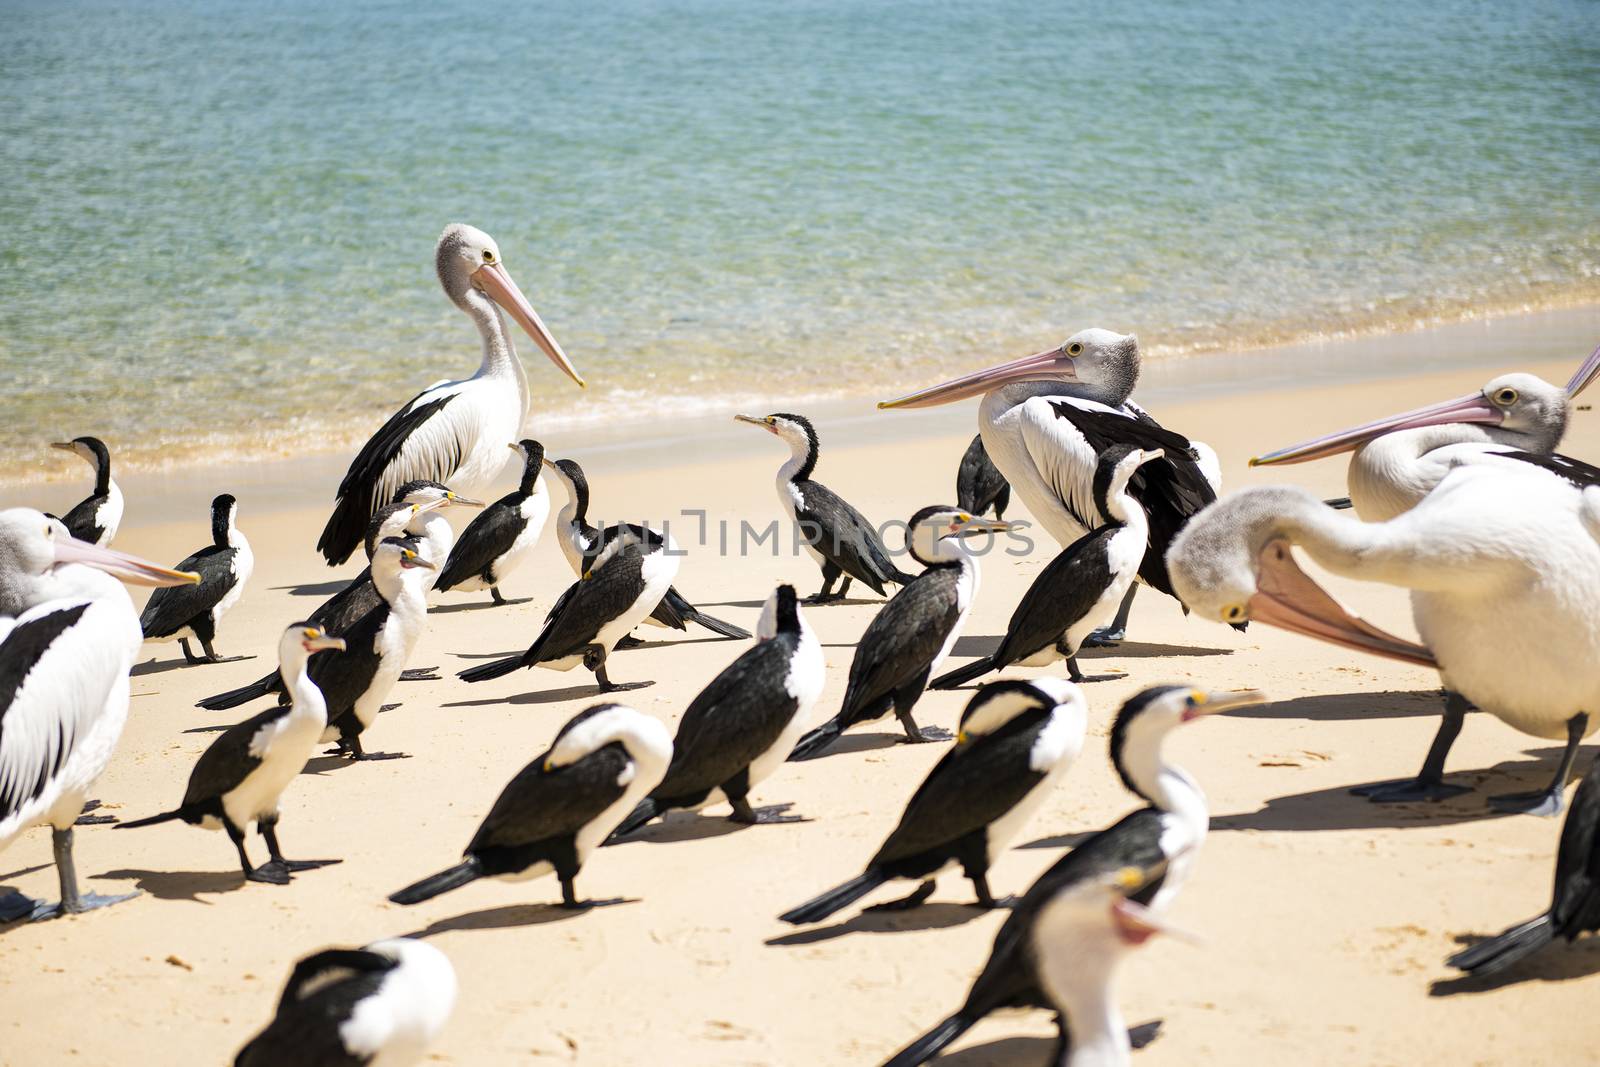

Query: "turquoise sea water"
left=2, top=0, right=1597, bottom=481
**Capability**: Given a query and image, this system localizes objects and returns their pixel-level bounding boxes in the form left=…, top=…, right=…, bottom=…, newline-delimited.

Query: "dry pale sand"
left=5, top=348, right=1600, bottom=1065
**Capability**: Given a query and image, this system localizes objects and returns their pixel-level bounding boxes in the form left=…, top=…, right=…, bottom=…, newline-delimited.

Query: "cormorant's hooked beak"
left=1179, top=687, right=1267, bottom=722
left=52, top=536, right=199, bottom=588
left=734, top=414, right=778, bottom=434
left=49, top=441, right=78, bottom=454
left=410, top=497, right=451, bottom=518
left=950, top=515, right=1015, bottom=539
left=1565, top=343, right=1600, bottom=398
left=399, top=550, right=438, bottom=571
left=470, top=260, right=585, bottom=389
left=879, top=345, right=1078, bottom=410
left=1251, top=392, right=1502, bottom=467
left=302, top=629, right=347, bottom=654
left=1245, top=540, right=1436, bottom=666
left=445, top=491, right=485, bottom=509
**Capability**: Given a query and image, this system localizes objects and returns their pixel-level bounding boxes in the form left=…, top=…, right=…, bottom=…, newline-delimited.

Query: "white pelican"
left=1169, top=466, right=1600, bottom=815
left=880, top=329, right=1223, bottom=642
left=1252, top=343, right=1600, bottom=520
left=0, top=508, right=198, bottom=921
left=316, top=224, right=583, bottom=565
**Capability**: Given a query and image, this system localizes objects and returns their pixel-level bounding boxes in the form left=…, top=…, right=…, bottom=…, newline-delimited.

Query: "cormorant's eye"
left=1494, top=387, right=1518, bottom=406
left=1223, top=604, right=1247, bottom=622
left=1067, top=342, right=1083, bottom=356
left=482, top=249, right=496, bottom=264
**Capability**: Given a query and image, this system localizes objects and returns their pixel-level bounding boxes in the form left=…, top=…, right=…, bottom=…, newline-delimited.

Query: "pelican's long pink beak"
left=1250, top=392, right=1502, bottom=467
left=52, top=537, right=199, bottom=588
left=878, top=345, right=1076, bottom=410
left=1247, top=540, right=1435, bottom=667
left=1565, top=343, right=1600, bottom=398
left=472, top=261, right=585, bottom=389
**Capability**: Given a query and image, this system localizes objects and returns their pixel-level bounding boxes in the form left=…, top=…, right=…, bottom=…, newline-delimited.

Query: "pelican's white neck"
left=464, top=288, right=529, bottom=412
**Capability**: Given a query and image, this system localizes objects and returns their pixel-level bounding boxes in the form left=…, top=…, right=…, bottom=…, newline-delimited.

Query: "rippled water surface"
left=2, top=0, right=1597, bottom=481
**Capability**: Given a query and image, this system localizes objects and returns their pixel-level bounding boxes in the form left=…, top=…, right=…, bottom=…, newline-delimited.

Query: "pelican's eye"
left=1067, top=342, right=1083, bottom=356
left=482, top=249, right=496, bottom=264
left=1223, top=604, right=1247, bottom=623
left=1494, top=387, right=1518, bottom=406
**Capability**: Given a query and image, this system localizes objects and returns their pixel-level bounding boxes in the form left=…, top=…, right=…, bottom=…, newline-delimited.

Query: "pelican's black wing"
left=1495, top=450, right=1600, bottom=492
left=957, top=434, right=1010, bottom=518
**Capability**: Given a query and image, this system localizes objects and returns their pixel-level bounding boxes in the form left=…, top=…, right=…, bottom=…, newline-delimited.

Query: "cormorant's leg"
left=179, top=638, right=203, bottom=665
left=1352, top=690, right=1474, bottom=803
left=837, top=576, right=853, bottom=599
left=345, top=731, right=409, bottom=762
left=559, top=874, right=584, bottom=909
left=230, top=820, right=289, bottom=884
left=728, top=795, right=806, bottom=826
left=864, top=879, right=937, bottom=912
left=491, top=585, right=507, bottom=606
left=805, top=562, right=843, bottom=604
left=1050, top=1015, right=1070, bottom=1064
left=1084, top=585, right=1137, bottom=646
left=1065, top=655, right=1085, bottom=684
left=590, top=647, right=651, bottom=693
left=259, top=815, right=340, bottom=873
left=966, top=869, right=1015, bottom=910
left=198, top=634, right=251, bottom=664
left=894, top=679, right=952, bottom=744
left=27, top=827, right=139, bottom=920
left=1490, top=712, right=1589, bottom=817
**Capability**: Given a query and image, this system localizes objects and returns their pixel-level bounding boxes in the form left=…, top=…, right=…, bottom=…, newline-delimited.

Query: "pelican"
left=880, top=329, right=1222, bottom=642
left=1169, top=466, right=1600, bottom=815
left=1252, top=344, right=1600, bottom=520
left=0, top=509, right=198, bottom=921
left=316, top=224, right=583, bottom=565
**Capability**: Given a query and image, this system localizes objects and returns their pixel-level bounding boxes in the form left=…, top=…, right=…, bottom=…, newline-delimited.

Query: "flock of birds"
left=4, top=223, right=1600, bottom=1065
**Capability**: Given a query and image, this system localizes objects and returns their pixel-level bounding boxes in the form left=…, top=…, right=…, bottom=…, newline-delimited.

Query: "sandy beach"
left=5, top=318, right=1600, bottom=1065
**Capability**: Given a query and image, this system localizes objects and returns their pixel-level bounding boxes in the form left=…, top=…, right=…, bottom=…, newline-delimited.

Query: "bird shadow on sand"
left=766, top=902, right=990, bottom=947
left=1430, top=936, right=1600, bottom=996
left=96, top=867, right=244, bottom=903
left=694, top=599, right=767, bottom=610
left=181, top=723, right=234, bottom=735
left=131, top=658, right=199, bottom=678
left=616, top=635, right=729, bottom=651
left=1211, top=746, right=1593, bottom=833
left=450, top=648, right=527, bottom=660
left=1219, top=689, right=1445, bottom=721
left=930, top=1022, right=1163, bottom=1065
left=273, top=580, right=349, bottom=597
left=405, top=898, right=638, bottom=939
left=0, top=863, right=50, bottom=886
left=430, top=599, right=531, bottom=615
left=615, top=805, right=809, bottom=847
left=1080, top=641, right=1231, bottom=660
left=798, top=733, right=930, bottom=760
left=445, top=682, right=651, bottom=710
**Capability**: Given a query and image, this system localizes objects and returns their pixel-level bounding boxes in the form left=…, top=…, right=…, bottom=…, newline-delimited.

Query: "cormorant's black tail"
left=682, top=608, right=750, bottom=639
left=1447, top=913, right=1554, bottom=975
left=114, top=809, right=185, bottom=830
left=400, top=666, right=440, bottom=681
left=650, top=589, right=691, bottom=631
left=196, top=670, right=281, bottom=710
left=389, top=857, right=484, bottom=905
left=458, top=655, right=527, bottom=683
left=605, top=798, right=662, bottom=843
left=787, top=716, right=844, bottom=761
left=779, top=870, right=889, bottom=925
left=879, top=1013, right=974, bottom=1066
left=930, top=655, right=996, bottom=690
left=887, top=565, right=919, bottom=587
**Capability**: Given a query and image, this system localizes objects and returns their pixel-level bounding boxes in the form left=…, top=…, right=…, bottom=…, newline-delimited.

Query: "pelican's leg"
left=1084, top=585, right=1137, bottom=646
left=1352, top=690, right=1474, bottom=803
left=1490, top=712, right=1588, bottom=817
left=259, top=815, right=340, bottom=874
left=30, top=827, right=139, bottom=919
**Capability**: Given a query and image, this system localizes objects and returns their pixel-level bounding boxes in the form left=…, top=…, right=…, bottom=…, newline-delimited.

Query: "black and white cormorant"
left=118, top=623, right=346, bottom=883
left=1448, top=754, right=1600, bottom=977
left=0, top=508, right=198, bottom=922
left=435, top=439, right=549, bottom=605
left=788, top=506, right=1010, bottom=760
left=458, top=532, right=679, bottom=693
left=956, top=433, right=1010, bottom=520
left=138, top=493, right=255, bottom=665
left=234, top=937, right=456, bottom=1067
left=781, top=677, right=1087, bottom=923
left=933, top=446, right=1164, bottom=689
left=883, top=860, right=1189, bottom=1067
left=316, top=224, right=582, bottom=566
left=880, top=685, right=1263, bottom=1064
left=49, top=436, right=122, bottom=546
left=389, top=703, right=671, bottom=909
left=542, top=455, right=750, bottom=638
left=880, top=328, right=1224, bottom=642
left=735, top=412, right=916, bottom=603
left=608, top=584, right=824, bottom=839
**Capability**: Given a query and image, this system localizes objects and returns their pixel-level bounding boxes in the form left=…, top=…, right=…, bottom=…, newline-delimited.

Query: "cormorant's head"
left=956, top=677, right=1086, bottom=746
left=1109, top=685, right=1264, bottom=799
left=734, top=412, right=818, bottom=460
left=279, top=621, right=345, bottom=664
left=50, top=435, right=111, bottom=473
left=905, top=504, right=1013, bottom=566
left=394, top=481, right=483, bottom=510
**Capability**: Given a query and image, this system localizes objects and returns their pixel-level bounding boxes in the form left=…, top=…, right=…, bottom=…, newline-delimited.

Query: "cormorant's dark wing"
left=582, top=523, right=667, bottom=571
left=311, top=569, right=381, bottom=635
left=872, top=720, right=1047, bottom=865
left=436, top=493, right=524, bottom=591
left=527, top=549, right=647, bottom=663
left=308, top=605, right=388, bottom=720
left=840, top=567, right=963, bottom=722
left=794, top=480, right=909, bottom=590
left=1493, top=450, right=1600, bottom=492
left=180, top=706, right=288, bottom=807
left=656, top=636, right=800, bottom=797
left=234, top=948, right=397, bottom=1067
left=470, top=743, right=634, bottom=850
left=957, top=434, right=1010, bottom=517
left=59, top=494, right=108, bottom=543
left=138, top=545, right=236, bottom=637
left=1552, top=757, right=1600, bottom=937
left=1045, top=401, right=1215, bottom=597
left=961, top=807, right=1168, bottom=1016
left=989, top=526, right=1118, bottom=665
left=316, top=389, right=463, bottom=566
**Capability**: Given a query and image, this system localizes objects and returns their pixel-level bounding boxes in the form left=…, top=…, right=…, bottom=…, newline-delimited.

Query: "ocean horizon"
left=3, top=0, right=1597, bottom=484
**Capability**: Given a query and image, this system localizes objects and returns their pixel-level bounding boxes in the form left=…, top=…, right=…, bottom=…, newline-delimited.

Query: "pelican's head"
left=1167, top=487, right=1436, bottom=666
left=0, top=507, right=198, bottom=612
left=436, top=223, right=584, bottom=388
left=878, top=328, right=1141, bottom=410
left=394, top=480, right=484, bottom=510
left=49, top=435, right=111, bottom=474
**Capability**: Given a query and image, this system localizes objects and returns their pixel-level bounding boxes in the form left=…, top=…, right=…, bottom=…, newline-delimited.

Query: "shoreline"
left=7, top=300, right=1598, bottom=498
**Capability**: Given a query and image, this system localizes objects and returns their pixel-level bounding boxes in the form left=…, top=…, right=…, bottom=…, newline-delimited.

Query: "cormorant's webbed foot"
left=246, top=863, right=293, bottom=885
left=729, top=799, right=806, bottom=825
left=864, top=880, right=937, bottom=913
left=399, top=667, right=440, bottom=681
